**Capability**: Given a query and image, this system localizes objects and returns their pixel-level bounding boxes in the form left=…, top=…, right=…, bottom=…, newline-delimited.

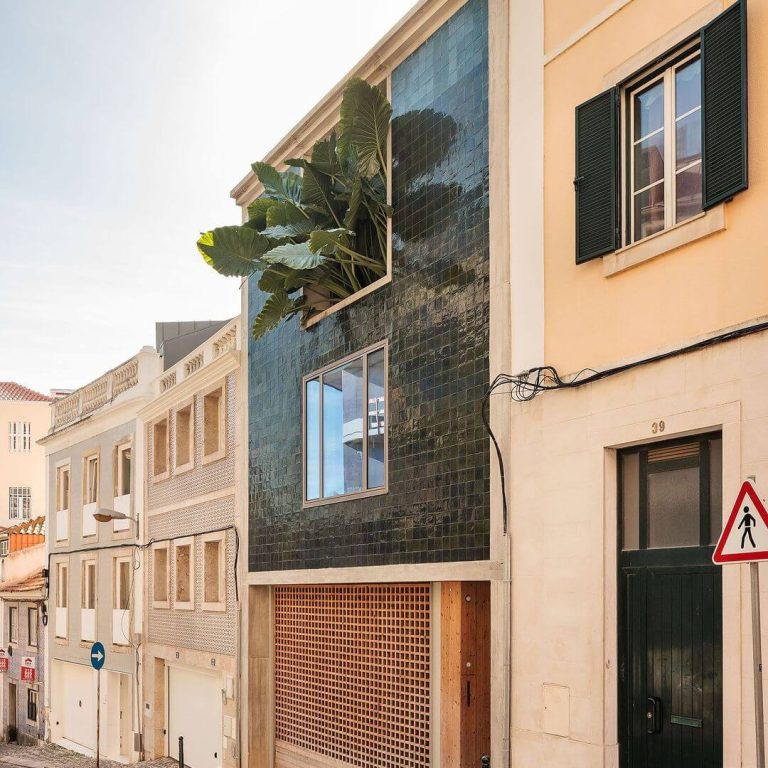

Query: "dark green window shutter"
left=701, top=0, right=748, bottom=208
left=575, top=87, right=619, bottom=264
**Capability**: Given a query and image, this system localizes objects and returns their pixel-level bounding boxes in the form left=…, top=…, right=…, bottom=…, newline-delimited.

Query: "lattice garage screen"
left=274, top=583, right=431, bottom=768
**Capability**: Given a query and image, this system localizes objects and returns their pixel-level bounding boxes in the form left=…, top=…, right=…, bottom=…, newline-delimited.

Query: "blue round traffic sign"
left=90, top=641, right=105, bottom=670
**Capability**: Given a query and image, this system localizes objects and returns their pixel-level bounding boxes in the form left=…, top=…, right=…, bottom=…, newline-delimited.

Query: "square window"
left=174, top=402, right=194, bottom=471
left=304, top=343, right=387, bottom=504
left=153, top=417, right=169, bottom=479
left=624, top=46, right=702, bottom=245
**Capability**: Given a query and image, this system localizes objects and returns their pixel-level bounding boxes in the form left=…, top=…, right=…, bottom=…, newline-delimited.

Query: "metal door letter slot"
left=671, top=714, right=703, bottom=728
left=646, top=697, right=662, bottom=734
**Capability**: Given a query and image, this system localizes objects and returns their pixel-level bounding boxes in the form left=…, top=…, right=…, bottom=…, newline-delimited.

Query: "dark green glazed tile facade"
left=247, top=0, right=489, bottom=571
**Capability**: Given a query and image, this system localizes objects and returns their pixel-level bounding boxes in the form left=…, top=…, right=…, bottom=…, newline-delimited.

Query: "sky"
left=0, top=0, right=415, bottom=395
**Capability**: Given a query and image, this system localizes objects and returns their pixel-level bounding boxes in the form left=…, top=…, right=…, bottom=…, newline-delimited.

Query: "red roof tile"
left=0, top=382, right=51, bottom=402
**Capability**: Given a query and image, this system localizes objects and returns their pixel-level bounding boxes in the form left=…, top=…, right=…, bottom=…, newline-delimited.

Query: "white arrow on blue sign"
left=90, top=641, right=105, bottom=670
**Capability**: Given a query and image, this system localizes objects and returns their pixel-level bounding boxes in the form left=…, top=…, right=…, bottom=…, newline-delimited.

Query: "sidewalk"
left=0, top=744, right=177, bottom=768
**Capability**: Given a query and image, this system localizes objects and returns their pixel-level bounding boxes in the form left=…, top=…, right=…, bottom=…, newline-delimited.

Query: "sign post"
left=90, top=642, right=106, bottom=768
left=713, top=479, right=768, bottom=768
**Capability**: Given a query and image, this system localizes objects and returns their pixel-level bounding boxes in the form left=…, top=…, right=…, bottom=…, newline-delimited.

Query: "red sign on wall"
left=20, top=657, right=35, bottom=682
left=0, top=652, right=8, bottom=673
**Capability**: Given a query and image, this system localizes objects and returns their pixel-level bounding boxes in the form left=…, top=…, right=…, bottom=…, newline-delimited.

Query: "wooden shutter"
left=701, top=0, right=748, bottom=208
left=574, top=87, right=619, bottom=264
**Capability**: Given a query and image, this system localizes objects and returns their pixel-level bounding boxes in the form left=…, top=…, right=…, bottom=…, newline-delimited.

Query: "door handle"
left=646, top=697, right=662, bottom=734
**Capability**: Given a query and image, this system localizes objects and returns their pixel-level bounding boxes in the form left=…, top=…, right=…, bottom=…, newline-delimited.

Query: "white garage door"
left=62, top=663, right=96, bottom=750
left=168, top=666, right=222, bottom=768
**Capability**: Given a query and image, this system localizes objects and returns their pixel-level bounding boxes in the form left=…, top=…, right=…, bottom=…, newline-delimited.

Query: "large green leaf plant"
left=198, top=78, right=392, bottom=339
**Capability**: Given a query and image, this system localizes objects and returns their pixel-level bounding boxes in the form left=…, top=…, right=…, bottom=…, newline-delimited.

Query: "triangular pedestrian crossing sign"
left=713, top=481, right=768, bottom=564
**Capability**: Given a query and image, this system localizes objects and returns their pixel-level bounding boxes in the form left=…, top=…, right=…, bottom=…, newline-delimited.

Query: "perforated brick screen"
left=274, top=584, right=431, bottom=767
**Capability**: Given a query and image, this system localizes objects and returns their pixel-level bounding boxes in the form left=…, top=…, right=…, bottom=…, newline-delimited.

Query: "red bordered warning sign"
left=713, top=481, right=768, bottom=564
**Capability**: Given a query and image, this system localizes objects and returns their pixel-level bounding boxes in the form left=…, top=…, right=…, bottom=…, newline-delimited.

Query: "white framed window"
left=624, top=44, right=702, bottom=244
left=27, top=607, right=38, bottom=648
left=8, top=422, right=31, bottom=452
left=113, top=555, right=132, bottom=646
left=152, top=415, right=170, bottom=480
left=201, top=532, right=226, bottom=611
left=56, top=464, right=70, bottom=511
left=8, top=487, right=31, bottom=520
left=202, top=383, right=226, bottom=463
left=114, top=442, right=132, bottom=498
left=83, top=453, right=99, bottom=505
left=174, top=400, right=194, bottom=473
left=0, top=538, right=8, bottom=556
left=27, top=688, right=38, bottom=724
left=152, top=543, right=170, bottom=609
left=9, top=606, right=18, bottom=645
left=173, top=537, right=194, bottom=610
left=55, top=561, right=68, bottom=639
left=80, top=558, right=97, bottom=641
left=303, top=342, right=387, bottom=505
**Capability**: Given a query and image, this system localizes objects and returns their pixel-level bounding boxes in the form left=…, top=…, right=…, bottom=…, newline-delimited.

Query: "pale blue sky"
left=0, top=0, right=415, bottom=394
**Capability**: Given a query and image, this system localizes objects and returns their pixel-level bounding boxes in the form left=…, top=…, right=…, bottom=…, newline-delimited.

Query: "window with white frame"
left=114, top=443, right=132, bottom=497
left=55, top=561, right=68, bottom=639
left=174, top=539, right=193, bottom=609
left=27, top=689, right=38, bottom=723
left=626, top=45, right=702, bottom=244
left=114, top=557, right=131, bottom=611
left=202, top=533, right=225, bottom=610
left=8, top=606, right=18, bottom=644
left=0, top=538, right=8, bottom=556
left=56, top=465, right=70, bottom=511
left=152, top=544, right=169, bottom=607
left=83, top=454, right=99, bottom=505
left=81, top=560, right=96, bottom=610
left=8, top=487, right=31, bottom=520
left=27, top=607, right=38, bottom=648
left=8, top=422, right=31, bottom=452
left=304, top=343, right=387, bottom=503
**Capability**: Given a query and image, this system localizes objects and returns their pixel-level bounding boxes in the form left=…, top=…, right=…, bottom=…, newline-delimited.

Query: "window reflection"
left=367, top=349, right=386, bottom=489
left=306, top=379, right=320, bottom=500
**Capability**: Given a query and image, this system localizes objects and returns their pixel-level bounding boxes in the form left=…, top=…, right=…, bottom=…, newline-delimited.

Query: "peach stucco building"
left=0, top=384, right=51, bottom=528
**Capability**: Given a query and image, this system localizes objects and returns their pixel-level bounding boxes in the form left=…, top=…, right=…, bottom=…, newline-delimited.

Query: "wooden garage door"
left=274, top=584, right=431, bottom=768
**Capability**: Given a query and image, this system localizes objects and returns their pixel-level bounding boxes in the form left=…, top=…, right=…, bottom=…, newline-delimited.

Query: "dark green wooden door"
left=619, top=436, right=723, bottom=768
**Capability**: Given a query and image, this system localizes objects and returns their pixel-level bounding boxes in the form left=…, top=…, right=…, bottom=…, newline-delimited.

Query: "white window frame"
left=112, top=554, right=132, bottom=646
left=8, top=421, right=31, bottom=452
left=151, top=542, right=170, bottom=609
left=56, top=463, right=71, bottom=512
left=302, top=341, right=389, bottom=506
left=173, top=537, right=195, bottom=611
left=83, top=452, right=100, bottom=506
left=80, top=557, right=97, bottom=642
left=201, top=532, right=226, bottom=612
left=623, top=42, right=702, bottom=246
left=8, top=487, right=31, bottom=520
left=8, top=605, right=18, bottom=645
left=0, top=538, right=8, bottom=556
left=151, top=414, right=170, bottom=482
left=54, top=560, right=68, bottom=639
left=26, top=688, right=38, bottom=725
left=27, top=606, right=38, bottom=649
left=114, top=441, right=132, bottom=498
left=202, top=382, right=226, bottom=464
left=173, top=398, right=195, bottom=474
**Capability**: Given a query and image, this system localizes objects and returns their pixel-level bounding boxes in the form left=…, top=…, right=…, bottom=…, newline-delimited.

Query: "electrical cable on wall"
left=482, top=319, right=768, bottom=534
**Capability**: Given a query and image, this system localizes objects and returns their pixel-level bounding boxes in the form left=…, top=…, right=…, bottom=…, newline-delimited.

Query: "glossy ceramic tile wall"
left=247, top=0, right=490, bottom=571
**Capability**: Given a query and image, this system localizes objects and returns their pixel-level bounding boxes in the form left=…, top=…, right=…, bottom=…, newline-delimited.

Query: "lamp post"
left=92, top=508, right=139, bottom=537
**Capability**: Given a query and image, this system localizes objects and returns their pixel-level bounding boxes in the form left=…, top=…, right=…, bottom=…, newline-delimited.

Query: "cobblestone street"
left=0, top=744, right=176, bottom=768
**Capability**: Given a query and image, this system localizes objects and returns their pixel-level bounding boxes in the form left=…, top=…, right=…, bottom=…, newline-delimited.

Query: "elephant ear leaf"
left=197, top=226, right=270, bottom=276
left=251, top=161, right=303, bottom=205
left=251, top=291, right=302, bottom=340
left=337, top=78, right=392, bottom=179
left=262, top=242, right=326, bottom=270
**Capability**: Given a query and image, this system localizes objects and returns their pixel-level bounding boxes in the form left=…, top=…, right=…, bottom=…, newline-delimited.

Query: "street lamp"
left=92, top=507, right=136, bottom=524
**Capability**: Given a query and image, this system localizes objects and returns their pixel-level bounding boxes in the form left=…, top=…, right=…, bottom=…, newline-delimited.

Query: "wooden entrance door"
left=619, top=435, right=723, bottom=768
left=8, top=682, right=17, bottom=741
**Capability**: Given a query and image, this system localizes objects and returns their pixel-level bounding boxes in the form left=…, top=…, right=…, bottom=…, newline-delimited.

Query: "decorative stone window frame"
left=201, top=531, right=226, bottom=612
left=151, top=542, right=170, bottom=609
left=201, top=381, right=227, bottom=466
left=173, top=536, right=195, bottom=611
left=302, top=340, right=389, bottom=507
left=150, top=412, right=170, bottom=482
left=173, top=397, right=195, bottom=475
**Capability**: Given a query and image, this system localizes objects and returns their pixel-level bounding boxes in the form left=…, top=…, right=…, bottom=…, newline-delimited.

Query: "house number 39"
left=651, top=420, right=665, bottom=434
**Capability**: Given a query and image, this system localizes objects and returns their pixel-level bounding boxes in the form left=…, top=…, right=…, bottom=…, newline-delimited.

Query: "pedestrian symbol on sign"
left=740, top=506, right=757, bottom=549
